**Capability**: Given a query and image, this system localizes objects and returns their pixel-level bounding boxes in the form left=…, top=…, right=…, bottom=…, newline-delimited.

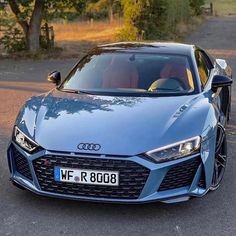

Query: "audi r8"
left=7, top=42, right=233, bottom=203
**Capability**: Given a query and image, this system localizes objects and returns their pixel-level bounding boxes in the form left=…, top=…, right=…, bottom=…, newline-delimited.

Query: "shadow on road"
left=0, top=85, right=49, bottom=93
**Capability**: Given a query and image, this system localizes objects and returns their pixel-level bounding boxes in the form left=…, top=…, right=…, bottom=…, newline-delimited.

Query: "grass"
left=0, top=19, right=123, bottom=59
left=0, top=16, right=205, bottom=59
left=50, top=17, right=204, bottom=57
left=53, top=20, right=122, bottom=42
left=51, top=19, right=122, bottom=57
left=205, top=0, right=236, bottom=16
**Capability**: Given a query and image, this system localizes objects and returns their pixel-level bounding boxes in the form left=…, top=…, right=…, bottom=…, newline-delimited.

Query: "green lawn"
left=205, top=0, right=236, bottom=15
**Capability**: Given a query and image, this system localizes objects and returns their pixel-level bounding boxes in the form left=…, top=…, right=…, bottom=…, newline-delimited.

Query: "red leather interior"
left=160, top=61, right=188, bottom=85
left=102, top=57, right=139, bottom=89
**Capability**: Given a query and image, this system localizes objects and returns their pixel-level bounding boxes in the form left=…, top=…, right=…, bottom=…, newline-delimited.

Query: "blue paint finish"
left=7, top=42, right=233, bottom=203
left=15, top=90, right=214, bottom=156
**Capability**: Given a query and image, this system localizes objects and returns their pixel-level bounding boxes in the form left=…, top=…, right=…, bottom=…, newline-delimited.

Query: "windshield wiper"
left=60, top=89, right=78, bottom=93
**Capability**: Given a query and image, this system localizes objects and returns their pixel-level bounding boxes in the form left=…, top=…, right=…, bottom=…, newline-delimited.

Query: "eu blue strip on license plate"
left=54, top=166, right=61, bottom=181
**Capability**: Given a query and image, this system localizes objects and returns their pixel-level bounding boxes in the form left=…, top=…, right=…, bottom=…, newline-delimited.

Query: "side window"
left=195, top=51, right=210, bottom=88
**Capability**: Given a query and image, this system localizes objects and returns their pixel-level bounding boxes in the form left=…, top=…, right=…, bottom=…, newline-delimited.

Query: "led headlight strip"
left=14, top=126, right=39, bottom=153
left=145, top=136, right=201, bottom=163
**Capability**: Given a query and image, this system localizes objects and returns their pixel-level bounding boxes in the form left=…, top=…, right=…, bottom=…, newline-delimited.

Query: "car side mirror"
left=48, top=71, right=61, bottom=86
left=212, top=75, right=232, bottom=92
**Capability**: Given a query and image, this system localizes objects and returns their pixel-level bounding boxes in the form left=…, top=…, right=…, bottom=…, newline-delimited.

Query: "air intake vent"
left=158, top=157, right=201, bottom=192
left=12, top=145, right=33, bottom=181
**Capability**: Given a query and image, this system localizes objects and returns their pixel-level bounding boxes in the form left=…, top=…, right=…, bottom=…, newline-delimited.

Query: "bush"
left=117, top=25, right=138, bottom=41
left=0, top=12, right=54, bottom=53
left=117, top=0, right=204, bottom=41
left=0, top=28, right=26, bottom=53
left=189, top=0, right=205, bottom=15
left=0, top=15, right=27, bottom=53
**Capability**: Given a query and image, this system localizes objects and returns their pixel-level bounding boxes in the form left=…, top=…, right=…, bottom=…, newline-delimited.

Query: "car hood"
left=16, top=89, right=214, bottom=156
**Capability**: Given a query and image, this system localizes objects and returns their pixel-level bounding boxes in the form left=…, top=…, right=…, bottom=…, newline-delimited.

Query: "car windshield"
left=60, top=52, right=196, bottom=96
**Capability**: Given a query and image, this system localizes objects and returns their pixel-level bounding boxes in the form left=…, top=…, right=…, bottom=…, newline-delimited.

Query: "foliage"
left=0, top=0, right=205, bottom=53
left=189, top=0, right=205, bottom=15
left=0, top=8, right=26, bottom=52
left=164, top=0, right=191, bottom=33
left=0, top=18, right=26, bottom=53
left=117, top=0, right=150, bottom=40
left=0, top=20, right=54, bottom=53
left=6, top=0, right=86, bottom=22
left=117, top=0, right=204, bottom=41
left=117, top=24, right=138, bottom=41
left=1, top=0, right=87, bottom=52
left=0, top=3, right=55, bottom=52
left=0, top=27, right=26, bottom=53
left=44, top=0, right=87, bottom=21
left=86, top=0, right=121, bottom=21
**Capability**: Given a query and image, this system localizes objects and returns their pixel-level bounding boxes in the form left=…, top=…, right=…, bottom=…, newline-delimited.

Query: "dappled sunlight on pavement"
left=0, top=81, right=52, bottom=93
left=0, top=89, right=37, bottom=136
left=208, top=49, right=236, bottom=58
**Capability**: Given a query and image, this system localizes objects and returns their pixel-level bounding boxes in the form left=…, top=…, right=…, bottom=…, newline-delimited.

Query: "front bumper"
left=7, top=141, right=214, bottom=204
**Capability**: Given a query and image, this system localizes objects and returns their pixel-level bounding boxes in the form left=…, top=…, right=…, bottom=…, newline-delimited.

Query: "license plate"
left=54, top=167, right=119, bottom=186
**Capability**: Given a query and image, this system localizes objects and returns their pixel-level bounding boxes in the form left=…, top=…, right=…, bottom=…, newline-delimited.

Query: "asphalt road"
left=0, top=16, right=236, bottom=236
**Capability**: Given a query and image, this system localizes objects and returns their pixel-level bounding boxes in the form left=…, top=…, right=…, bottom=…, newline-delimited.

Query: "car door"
left=194, top=49, right=230, bottom=124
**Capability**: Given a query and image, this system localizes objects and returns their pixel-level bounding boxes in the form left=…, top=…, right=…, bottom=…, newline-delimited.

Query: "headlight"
left=145, top=136, right=201, bottom=163
left=13, top=126, right=39, bottom=153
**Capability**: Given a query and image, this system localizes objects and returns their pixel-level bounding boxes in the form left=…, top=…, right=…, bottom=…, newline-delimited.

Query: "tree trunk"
left=8, top=0, right=29, bottom=38
left=108, top=4, right=114, bottom=24
left=8, top=0, right=44, bottom=53
left=27, top=0, right=44, bottom=52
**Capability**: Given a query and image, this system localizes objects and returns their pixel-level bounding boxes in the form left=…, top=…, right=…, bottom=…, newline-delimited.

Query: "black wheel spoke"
left=218, top=154, right=227, bottom=163
left=211, top=124, right=227, bottom=190
left=216, top=127, right=225, bottom=153
left=213, top=162, right=219, bottom=186
left=216, top=158, right=226, bottom=168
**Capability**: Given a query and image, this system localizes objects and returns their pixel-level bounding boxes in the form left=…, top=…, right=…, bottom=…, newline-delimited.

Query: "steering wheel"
left=148, top=77, right=188, bottom=92
left=169, top=77, right=188, bottom=90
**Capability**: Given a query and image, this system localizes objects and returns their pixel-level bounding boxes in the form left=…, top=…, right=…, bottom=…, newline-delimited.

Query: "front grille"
left=158, top=157, right=201, bottom=192
left=33, top=155, right=150, bottom=199
left=12, top=145, right=33, bottom=181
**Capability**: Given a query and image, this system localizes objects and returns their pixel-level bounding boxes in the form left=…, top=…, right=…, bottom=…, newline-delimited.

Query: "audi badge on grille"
left=77, top=143, right=101, bottom=151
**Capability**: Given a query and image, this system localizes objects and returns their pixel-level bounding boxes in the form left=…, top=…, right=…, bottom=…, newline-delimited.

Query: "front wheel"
left=210, top=124, right=227, bottom=191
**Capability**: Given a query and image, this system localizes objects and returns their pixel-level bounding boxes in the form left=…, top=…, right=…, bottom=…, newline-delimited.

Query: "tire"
left=210, top=124, right=227, bottom=191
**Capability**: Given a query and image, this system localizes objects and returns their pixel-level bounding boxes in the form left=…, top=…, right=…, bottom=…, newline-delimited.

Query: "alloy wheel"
left=211, top=124, right=227, bottom=190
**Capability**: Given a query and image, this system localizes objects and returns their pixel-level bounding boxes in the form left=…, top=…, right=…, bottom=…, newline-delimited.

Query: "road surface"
left=0, top=16, right=236, bottom=236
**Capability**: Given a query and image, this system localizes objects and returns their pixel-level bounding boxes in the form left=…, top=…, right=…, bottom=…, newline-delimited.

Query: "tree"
left=7, top=0, right=86, bottom=52
left=86, top=0, right=121, bottom=23
left=118, top=0, right=201, bottom=41
left=118, top=0, right=170, bottom=40
left=8, top=0, right=44, bottom=52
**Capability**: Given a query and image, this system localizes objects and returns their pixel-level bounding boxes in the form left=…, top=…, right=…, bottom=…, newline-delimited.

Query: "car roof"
left=96, top=42, right=195, bottom=56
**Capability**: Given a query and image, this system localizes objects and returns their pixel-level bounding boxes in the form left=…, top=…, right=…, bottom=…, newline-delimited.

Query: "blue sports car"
left=7, top=43, right=233, bottom=203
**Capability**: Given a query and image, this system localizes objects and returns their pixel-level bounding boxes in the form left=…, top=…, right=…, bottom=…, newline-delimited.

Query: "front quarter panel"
left=15, top=94, right=46, bottom=140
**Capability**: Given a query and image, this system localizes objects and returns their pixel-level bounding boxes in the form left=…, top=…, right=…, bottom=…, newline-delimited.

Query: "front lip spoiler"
left=10, top=177, right=200, bottom=204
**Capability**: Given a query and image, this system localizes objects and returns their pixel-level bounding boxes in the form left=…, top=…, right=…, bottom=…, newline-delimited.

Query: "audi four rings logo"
left=78, top=143, right=101, bottom=151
